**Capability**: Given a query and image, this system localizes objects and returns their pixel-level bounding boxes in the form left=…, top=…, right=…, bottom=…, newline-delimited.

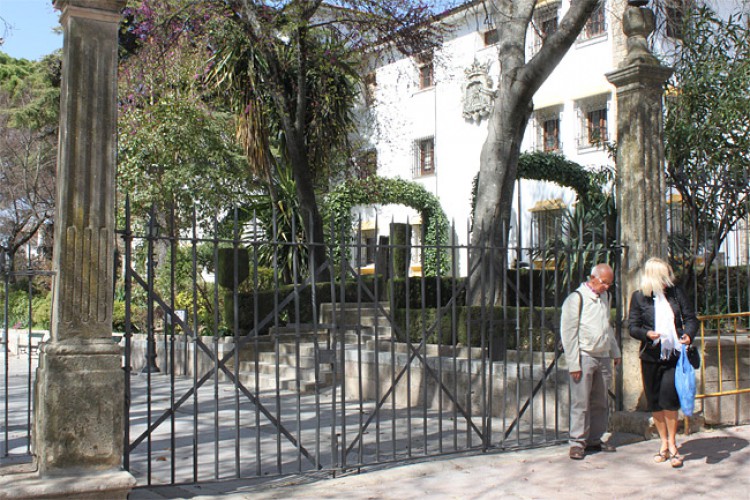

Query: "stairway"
left=234, top=301, right=393, bottom=394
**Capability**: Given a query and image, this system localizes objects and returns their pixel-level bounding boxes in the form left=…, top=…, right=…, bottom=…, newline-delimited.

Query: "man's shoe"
left=585, top=442, right=617, bottom=453
left=569, top=446, right=585, bottom=460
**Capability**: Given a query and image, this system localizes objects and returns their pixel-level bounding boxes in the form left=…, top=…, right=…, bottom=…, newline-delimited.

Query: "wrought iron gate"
left=0, top=253, right=54, bottom=465
left=118, top=206, right=623, bottom=486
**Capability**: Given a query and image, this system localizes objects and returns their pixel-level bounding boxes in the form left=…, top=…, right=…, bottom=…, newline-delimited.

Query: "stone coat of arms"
left=462, top=60, right=495, bottom=122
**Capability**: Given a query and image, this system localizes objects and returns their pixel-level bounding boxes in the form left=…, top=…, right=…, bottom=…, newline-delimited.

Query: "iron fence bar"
left=355, top=223, right=365, bottom=466
left=374, top=217, right=383, bottom=462
left=251, top=233, right=262, bottom=476
left=501, top=219, right=511, bottom=446
left=308, top=214, right=322, bottom=471
left=194, top=205, right=206, bottom=482
left=233, top=208, right=243, bottom=478
left=435, top=224, right=444, bottom=455
left=526, top=243, right=535, bottom=445
left=2, top=265, right=9, bottom=458
left=337, top=222, right=347, bottom=469
left=388, top=239, right=397, bottom=461
left=145, top=211, right=156, bottom=483
left=404, top=231, right=412, bottom=459
left=514, top=223, right=522, bottom=447
left=212, top=216, right=221, bottom=480
left=539, top=236, right=549, bottom=442
left=419, top=227, right=428, bottom=456
left=24, top=256, right=32, bottom=454
left=122, top=197, right=133, bottom=471
left=292, top=211, right=303, bottom=473
left=169, top=205, right=177, bottom=484
left=484, top=222, right=496, bottom=452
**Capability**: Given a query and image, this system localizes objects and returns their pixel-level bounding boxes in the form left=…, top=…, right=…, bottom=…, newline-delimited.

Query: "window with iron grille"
left=417, top=52, right=434, bottom=90
left=364, top=72, right=377, bottom=106
left=542, top=117, right=561, bottom=152
left=531, top=199, right=566, bottom=249
left=582, top=2, right=607, bottom=39
left=484, top=28, right=499, bottom=46
left=576, top=96, right=609, bottom=149
left=414, top=137, right=435, bottom=177
left=586, top=107, right=608, bottom=145
left=532, top=3, right=560, bottom=54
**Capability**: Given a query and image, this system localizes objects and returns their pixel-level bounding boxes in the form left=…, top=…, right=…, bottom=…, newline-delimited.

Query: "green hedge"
left=386, top=270, right=570, bottom=310
left=224, top=277, right=387, bottom=335
left=392, top=306, right=560, bottom=352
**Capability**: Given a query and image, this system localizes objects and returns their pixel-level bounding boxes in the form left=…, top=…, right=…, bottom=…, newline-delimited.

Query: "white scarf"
left=654, top=291, right=679, bottom=360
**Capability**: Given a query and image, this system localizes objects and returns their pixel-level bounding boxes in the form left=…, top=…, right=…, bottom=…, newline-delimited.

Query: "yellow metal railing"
left=695, top=311, right=750, bottom=400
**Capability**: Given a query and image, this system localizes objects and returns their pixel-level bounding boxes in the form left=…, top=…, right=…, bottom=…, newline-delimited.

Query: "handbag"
left=687, top=344, right=701, bottom=369
left=674, top=344, right=696, bottom=416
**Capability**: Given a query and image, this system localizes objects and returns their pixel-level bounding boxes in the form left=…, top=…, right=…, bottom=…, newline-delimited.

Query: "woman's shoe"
left=670, top=452, right=684, bottom=468
left=653, top=450, right=669, bottom=463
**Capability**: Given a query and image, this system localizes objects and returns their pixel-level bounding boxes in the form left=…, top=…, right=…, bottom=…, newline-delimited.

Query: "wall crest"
left=462, top=60, right=494, bottom=122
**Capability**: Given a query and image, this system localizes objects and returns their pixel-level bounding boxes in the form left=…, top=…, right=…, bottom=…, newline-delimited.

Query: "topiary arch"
left=324, top=176, right=450, bottom=276
left=471, top=151, right=592, bottom=219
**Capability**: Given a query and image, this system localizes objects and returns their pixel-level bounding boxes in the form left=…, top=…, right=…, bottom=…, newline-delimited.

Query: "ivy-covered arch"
left=471, top=151, right=592, bottom=218
left=517, top=151, right=590, bottom=199
left=324, top=176, right=450, bottom=276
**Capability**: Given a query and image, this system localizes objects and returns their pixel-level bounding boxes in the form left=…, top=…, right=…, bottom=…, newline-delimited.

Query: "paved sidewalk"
left=130, top=425, right=750, bottom=500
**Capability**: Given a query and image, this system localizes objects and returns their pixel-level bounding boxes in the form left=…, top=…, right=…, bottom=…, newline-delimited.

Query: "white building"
left=351, top=0, right=748, bottom=275
left=353, top=0, right=627, bottom=275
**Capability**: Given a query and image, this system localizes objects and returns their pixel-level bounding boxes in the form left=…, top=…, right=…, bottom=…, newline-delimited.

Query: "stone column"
left=606, top=5, right=673, bottom=413
left=29, top=0, right=135, bottom=496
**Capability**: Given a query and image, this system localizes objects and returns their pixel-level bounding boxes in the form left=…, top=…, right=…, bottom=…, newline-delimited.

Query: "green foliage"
left=225, top=278, right=384, bottom=335
left=534, top=165, right=617, bottom=290
left=117, top=0, right=252, bottom=230
left=664, top=6, right=750, bottom=283
left=0, top=52, right=58, bottom=266
left=112, top=299, right=127, bottom=332
left=237, top=165, right=314, bottom=284
left=393, top=306, right=559, bottom=352
left=324, top=176, right=450, bottom=276
left=470, top=152, right=591, bottom=226
left=31, top=294, right=52, bottom=330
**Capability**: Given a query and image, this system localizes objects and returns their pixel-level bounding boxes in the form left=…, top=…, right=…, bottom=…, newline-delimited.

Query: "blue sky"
left=1, top=0, right=63, bottom=61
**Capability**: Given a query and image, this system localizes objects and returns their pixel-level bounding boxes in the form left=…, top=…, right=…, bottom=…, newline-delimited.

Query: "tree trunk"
left=468, top=0, right=601, bottom=306
left=469, top=92, right=532, bottom=306
left=286, top=133, right=331, bottom=282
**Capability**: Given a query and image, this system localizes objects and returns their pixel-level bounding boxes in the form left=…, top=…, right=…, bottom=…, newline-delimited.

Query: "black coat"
left=628, top=286, right=698, bottom=363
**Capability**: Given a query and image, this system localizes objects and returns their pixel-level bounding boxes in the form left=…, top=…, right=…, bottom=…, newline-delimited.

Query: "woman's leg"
left=652, top=410, right=669, bottom=454
left=664, top=409, right=684, bottom=466
left=664, top=409, right=680, bottom=453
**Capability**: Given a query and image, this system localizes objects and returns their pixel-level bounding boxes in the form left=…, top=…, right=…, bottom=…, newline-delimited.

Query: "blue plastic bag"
left=674, top=344, right=696, bottom=416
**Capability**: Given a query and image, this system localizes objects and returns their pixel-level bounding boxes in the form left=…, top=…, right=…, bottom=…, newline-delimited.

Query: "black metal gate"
left=118, top=204, right=623, bottom=486
left=0, top=252, right=54, bottom=465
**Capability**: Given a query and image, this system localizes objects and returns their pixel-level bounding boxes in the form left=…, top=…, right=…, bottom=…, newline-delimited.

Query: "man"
left=560, top=263, right=622, bottom=460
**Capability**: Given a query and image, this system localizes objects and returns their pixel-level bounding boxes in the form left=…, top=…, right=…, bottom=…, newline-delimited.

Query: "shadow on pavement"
left=680, top=435, right=749, bottom=465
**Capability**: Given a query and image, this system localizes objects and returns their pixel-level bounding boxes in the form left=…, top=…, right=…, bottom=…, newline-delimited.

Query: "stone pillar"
left=606, top=6, right=673, bottom=413
left=28, top=0, right=135, bottom=496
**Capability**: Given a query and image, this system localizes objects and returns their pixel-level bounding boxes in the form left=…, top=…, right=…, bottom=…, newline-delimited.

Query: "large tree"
left=208, top=0, right=447, bottom=280
left=664, top=5, right=750, bottom=286
left=469, top=0, right=604, bottom=304
left=0, top=52, right=59, bottom=273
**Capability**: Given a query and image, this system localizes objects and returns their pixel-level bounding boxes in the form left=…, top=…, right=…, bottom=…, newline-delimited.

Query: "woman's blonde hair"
left=639, top=257, right=675, bottom=296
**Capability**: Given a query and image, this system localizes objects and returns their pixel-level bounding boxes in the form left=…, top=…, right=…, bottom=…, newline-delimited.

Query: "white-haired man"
left=561, top=263, right=622, bottom=460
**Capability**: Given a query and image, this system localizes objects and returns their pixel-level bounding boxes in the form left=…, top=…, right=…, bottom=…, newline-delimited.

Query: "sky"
left=1, top=0, right=63, bottom=61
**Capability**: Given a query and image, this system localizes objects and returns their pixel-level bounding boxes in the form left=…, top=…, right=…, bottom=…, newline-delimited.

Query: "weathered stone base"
left=0, top=468, right=135, bottom=500
left=611, top=410, right=706, bottom=439
left=34, top=340, right=124, bottom=475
